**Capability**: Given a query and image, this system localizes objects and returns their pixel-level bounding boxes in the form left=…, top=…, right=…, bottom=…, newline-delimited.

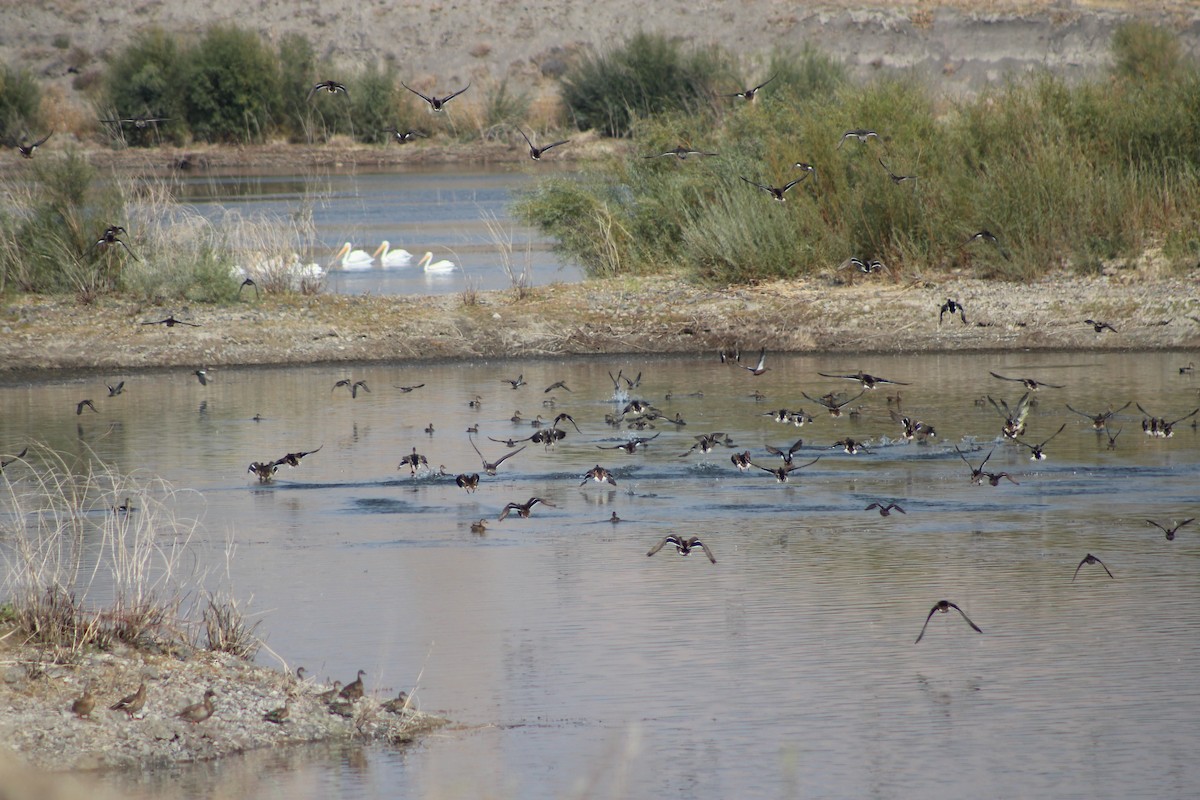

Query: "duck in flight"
left=0, top=447, right=28, bottom=473
left=740, top=176, right=808, bottom=201
left=1072, top=553, right=1114, bottom=582
left=914, top=600, right=983, bottom=644
left=101, top=115, right=170, bottom=130
left=643, top=145, right=718, bottom=160
left=96, top=227, right=141, bottom=260
left=801, top=390, right=866, bottom=417
left=1066, top=401, right=1131, bottom=430
left=818, top=371, right=908, bottom=390
left=964, top=229, right=1011, bottom=260
left=76, top=399, right=98, bottom=416
left=598, top=433, right=660, bottom=454
left=17, top=131, right=52, bottom=158
left=956, top=445, right=993, bottom=485
left=753, top=455, right=820, bottom=483
left=989, top=372, right=1063, bottom=390
left=383, top=127, right=423, bottom=143
left=498, top=496, right=555, bottom=521
left=837, top=129, right=879, bottom=148
left=455, top=473, right=480, bottom=493
left=515, top=127, right=569, bottom=160
left=307, top=81, right=349, bottom=100
left=647, top=535, right=716, bottom=563
left=503, top=374, right=526, bottom=389
left=865, top=502, right=906, bottom=516
left=764, top=437, right=805, bottom=465
left=839, top=257, right=889, bottom=275
left=987, top=392, right=1032, bottom=439
left=1084, top=319, right=1117, bottom=333
left=736, top=347, right=771, bottom=375
left=1015, top=423, right=1066, bottom=460
left=142, top=315, right=198, bottom=327
left=402, top=82, right=470, bottom=111
left=1146, top=518, right=1194, bottom=541
left=877, top=157, right=916, bottom=183
left=580, top=465, right=617, bottom=486
left=398, top=447, right=429, bottom=476
left=106, top=381, right=125, bottom=396
left=333, top=379, right=371, bottom=398
left=724, top=74, right=776, bottom=102
left=470, top=436, right=525, bottom=475
left=939, top=298, right=967, bottom=325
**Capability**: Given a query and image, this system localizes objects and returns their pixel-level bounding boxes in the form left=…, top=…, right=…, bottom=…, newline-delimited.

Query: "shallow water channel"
left=175, top=163, right=584, bottom=296
left=2, top=350, right=1199, bottom=798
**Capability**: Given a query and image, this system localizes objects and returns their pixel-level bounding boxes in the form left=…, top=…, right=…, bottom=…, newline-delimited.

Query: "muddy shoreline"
left=4, top=272, right=1199, bottom=382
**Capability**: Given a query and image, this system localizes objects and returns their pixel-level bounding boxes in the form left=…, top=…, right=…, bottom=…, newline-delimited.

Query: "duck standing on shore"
left=177, top=689, right=216, bottom=724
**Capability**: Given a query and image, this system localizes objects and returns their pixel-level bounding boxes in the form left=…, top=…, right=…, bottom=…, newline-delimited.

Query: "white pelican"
left=334, top=242, right=375, bottom=270
left=373, top=240, right=414, bottom=268
left=418, top=251, right=456, bottom=273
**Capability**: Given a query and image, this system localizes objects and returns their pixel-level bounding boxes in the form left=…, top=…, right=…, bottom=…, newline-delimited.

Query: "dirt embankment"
left=3, top=271, right=1199, bottom=379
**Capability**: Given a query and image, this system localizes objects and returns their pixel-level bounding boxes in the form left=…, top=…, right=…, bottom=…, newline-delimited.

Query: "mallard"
left=339, top=670, right=366, bottom=701
left=580, top=465, right=617, bottom=486
left=647, top=535, right=716, bottom=563
left=307, top=80, right=349, bottom=100
left=177, top=689, right=216, bottom=723
left=740, top=176, right=808, bottom=202
left=17, top=132, right=52, bottom=158
left=263, top=700, right=290, bottom=724
left=915, top=601, right=983, bottom=644
left=837, top=129, right=879, bottom=148
left=723, top=74, right=775, bottom=101
left=818, top=371, right=909, bottom=390
left=402, top=81, right=470, bottom=111
left=71, top=682, right=95, bottom=719
left=381, top=691, right=410, bottom=714
left=516, top=127, right=569, bottom=160
left=109, top=682, right=146, bottom=719
left=1072, top=554, right=1114, bottom=582
left=498, top=497, right=555, bottom=521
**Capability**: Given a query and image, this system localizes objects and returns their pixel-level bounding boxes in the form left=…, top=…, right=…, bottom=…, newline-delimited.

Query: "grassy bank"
left=517, top=24, right=1200, bottom=284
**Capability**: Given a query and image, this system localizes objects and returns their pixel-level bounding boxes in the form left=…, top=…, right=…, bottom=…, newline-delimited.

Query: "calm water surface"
left=174, top=164, right=584, bottom=295
left=2, top=351, right=1199, bottom=799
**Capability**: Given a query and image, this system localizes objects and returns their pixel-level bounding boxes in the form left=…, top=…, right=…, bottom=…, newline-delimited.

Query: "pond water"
left=173, top=164, right=584, bottom=295
left=2, top=350, right=1199, bottom=799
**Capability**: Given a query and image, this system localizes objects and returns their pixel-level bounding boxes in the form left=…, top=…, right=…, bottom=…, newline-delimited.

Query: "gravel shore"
left=3, top=271, right=1199, bottom=380
left=0, top=634, right=442, bottom=774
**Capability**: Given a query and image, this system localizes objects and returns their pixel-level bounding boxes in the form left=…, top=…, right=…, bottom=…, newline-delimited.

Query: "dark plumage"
left=647, top=535, right=716, bottom=563
left=914, top=600, right=982, bottom=644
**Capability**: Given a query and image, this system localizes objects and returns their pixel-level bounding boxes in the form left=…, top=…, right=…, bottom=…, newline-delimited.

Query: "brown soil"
left=4, top=270, right=1198, bottom=379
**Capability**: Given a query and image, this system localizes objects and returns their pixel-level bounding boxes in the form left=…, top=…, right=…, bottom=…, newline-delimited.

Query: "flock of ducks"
left=105, top=347, right=1191, bottom=646
left=67, top=666, right=410, bottom=728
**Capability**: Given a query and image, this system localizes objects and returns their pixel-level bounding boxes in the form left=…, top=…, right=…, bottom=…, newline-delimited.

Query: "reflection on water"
left=173, top=164, right=584, bottom=296
left=2, top=351, right=1200, bottom=799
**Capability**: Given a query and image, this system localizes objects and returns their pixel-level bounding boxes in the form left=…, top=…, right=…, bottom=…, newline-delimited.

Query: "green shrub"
left=184, top=25, right=280, bottom=143
left=276, top=33, right=321, bottom=142
left=521, top=29, right=1200, bottom=284
left=479, top=79, right=531, bottom=141
left=349, top=62, right=403, bottom=143
left=1112, top=21, right=1183, bottom=84
left=559, top=32, right=726, bottom=137
left=0, top=63, right=43, bottom=144
left=0, top=151, right=126, bottom=299
left=101, top=28, right=187, bottom=146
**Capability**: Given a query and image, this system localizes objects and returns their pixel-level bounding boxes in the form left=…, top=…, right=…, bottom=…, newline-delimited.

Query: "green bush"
left=0, top=63, right=43, bottom=145
left=349, top=63, right=403, bottom=144
left=0, top=151, right=126, bottom=298
left=184, top=25, right=280, bottom=143
left=276, top=33, right=321, bottom=142
left=1112, top=21, right=1183, bottom=84
left=559, top=32, right=727, bottom=137
left=101, top=28, right=187, bottom=146
left=520, top=30, right=1200, bottom=284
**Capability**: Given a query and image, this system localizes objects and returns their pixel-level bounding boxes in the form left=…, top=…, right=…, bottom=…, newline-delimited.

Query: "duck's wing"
left=947, top=602, right=983, bottom=633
